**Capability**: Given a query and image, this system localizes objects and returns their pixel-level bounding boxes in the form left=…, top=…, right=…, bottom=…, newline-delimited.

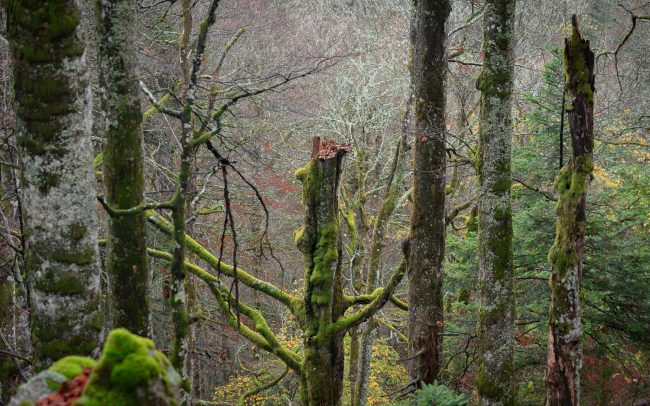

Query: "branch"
left=147, top=248, right=302, bottom=372
left=389, top=294, right=409, bottom=311
left=376, top=316, right=408, bottom=344
left=139, top=80, right=183, bottom=118
left=512, top=176, right=556, bottom=201
left=448, top=58, right=482, bottom=67
left=344, top=293, right=408, bottom=311
left=237, top=366, right=289, bottom=406
left=445, top=197, right=476, bottom=224
left=192, top=60, right=337, bottom=146
left=97, top=195, right=174, bottom=217
left=604, top=5, right=650, bottom=91
left=333, top=258, right=407, bottom=333
left=146, top=211, right=301, bottom=314
left=189, top=0, right=221, bottom=91
left=213, top=28, right=246, bottom=77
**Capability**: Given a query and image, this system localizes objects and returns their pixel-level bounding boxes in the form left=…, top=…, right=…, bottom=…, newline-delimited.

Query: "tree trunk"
left=95, top=0, right=150, bottom=337
left=296, top=137, right=349, bottom=405
left=475, top=0, right=517, bottom=404
left=5, top=0, right=102, bottom=370
left=546, top=16, right=594, bottom=406
left=407, top=0, right=450, bottom=385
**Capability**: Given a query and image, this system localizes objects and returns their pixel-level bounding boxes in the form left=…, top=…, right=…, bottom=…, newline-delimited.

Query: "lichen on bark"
left=475, top=0, right=517, bottom=404
left=5, top=0, right=102, bottom=370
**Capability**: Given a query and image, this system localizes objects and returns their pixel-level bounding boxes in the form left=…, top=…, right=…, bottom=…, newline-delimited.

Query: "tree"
left=146, top=137, right=407, bottom=405
left=407, top=0, right=450, bottom=385
left=475, top=0, right=517, bottom=404
left=546, top=16, right=595, bottom=405
left=4, top=0, right=101, bottom=369
left=95, top=0, right=150, bottom=337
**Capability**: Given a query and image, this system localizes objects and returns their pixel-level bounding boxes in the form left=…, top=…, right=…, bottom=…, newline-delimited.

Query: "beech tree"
left=145, top=137, right=407, bottom=405
left=407, top=0, right=451, bottom=385
left=4, top=0, right=101, bottom=369
left=546, top=16, right=595, bottom=405
left=95, top=0, right=150, bottom=336
left=475, top=0, right=517, bottom=404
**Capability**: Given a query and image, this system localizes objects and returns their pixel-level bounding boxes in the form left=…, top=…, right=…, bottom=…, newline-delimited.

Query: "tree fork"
left=546, top=15, right=594, bottom=406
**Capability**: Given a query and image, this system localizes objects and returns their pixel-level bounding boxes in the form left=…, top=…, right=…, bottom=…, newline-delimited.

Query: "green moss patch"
left=77, top=329, right=179, bottom=406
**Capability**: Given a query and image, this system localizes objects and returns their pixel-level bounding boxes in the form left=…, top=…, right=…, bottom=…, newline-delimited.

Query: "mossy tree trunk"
left=546, top=16, right=594, bottom=406
left=0, top=274, right=19, bottom=402
left=95, top=0, right=150, bottom=337
left=296, top=137, right=349, bottom=405
left=475, top=0, right=517, bottom=404
left=407, top=0, right=450, bottom=385
left=4, top=0, right=102, bottom=370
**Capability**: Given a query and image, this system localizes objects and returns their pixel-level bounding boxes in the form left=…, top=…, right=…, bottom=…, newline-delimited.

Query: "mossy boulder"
left=9, top=329, right=180, bottom=406
left=77, top=329, right=180, bottom=406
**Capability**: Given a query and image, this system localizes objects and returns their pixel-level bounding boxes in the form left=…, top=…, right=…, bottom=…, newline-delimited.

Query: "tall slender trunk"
left=475, top=0, right=517, bottom=404
left=407, top=0, right=450, bottom=385
left=296, top=137, right=349, bottom=405
left=546, top=16, right=594, bottom=406
left=5, top=0, right=102, bottom=370
left=95, top=0, right=150, bottom=337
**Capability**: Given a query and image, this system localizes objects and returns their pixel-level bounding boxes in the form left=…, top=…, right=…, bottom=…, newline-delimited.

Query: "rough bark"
left=4, top=0, right=102, bottom=370
left=475, top=0, right=517, bottom=404
left=295, top=137, right=349, bottom=406
left=407, top=0, right=450, bottom=385
left=545, top=16, right=594, bottom=406
left=95, top=0, right=150, bottom=337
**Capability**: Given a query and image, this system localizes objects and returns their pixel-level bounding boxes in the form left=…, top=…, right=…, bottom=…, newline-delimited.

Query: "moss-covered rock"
left=77, top=329, right=180, bottom=406
left=9, top=329, right=180, bottom=406
left=49, top=356, right=96, bottom=380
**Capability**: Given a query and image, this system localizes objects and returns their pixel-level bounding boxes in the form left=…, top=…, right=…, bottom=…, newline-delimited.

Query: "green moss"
left=69, top=222, right=87, bottom=241
left=294, top=226, right=306, bottom=250
left=563, top=22, right=594, bottom=102
left=493, top=178, right=512, bottom=194
left=79, top=329, right=179, bottom=406
left=309, top=221, right=339, bottom=307
left=476, top=366, right=502, bottom=399
left=51, top=249, right=95, bottom=266
left=465, top=206, right=478, bottom=233
left=50, top=356, right=96, bottom=379
left=34, top=273, right=85, bottom=295
left=37, top=334, right=97, bottom=368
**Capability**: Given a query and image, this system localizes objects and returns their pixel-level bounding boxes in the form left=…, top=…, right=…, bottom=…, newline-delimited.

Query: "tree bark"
left=5, top=0, right=102, bottom=370
left=296, top=137, right=349, bottom=405
left=407, top=0, right=450, bottom=385
left=546, top=15, right=594, bottom=406
left=95, top=0, right=150, bottom=337
left=475, top=0, right=517, bottom=404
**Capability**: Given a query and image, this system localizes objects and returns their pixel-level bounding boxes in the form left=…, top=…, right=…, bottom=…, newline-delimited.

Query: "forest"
left=0, top=0, right=648, bottom=405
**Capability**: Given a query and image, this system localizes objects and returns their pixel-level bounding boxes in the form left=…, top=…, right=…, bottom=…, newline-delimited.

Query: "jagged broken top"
left=311, top=136, right=350, bottom=160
